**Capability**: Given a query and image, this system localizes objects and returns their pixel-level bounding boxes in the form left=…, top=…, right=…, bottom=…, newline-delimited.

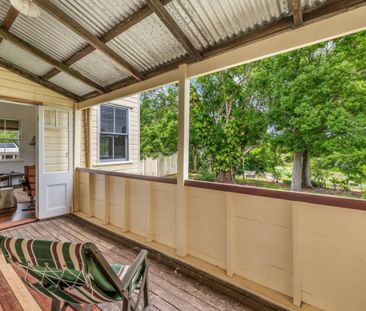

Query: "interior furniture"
left=0, top=188, right=17, bottom=213
left=22, top=165, right=36, bottom=211
left=0, top=236, right=150, bottom=311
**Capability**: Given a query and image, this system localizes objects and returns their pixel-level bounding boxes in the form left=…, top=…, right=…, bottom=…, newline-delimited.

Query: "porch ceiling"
left=0, top=0, right=364, bottom=102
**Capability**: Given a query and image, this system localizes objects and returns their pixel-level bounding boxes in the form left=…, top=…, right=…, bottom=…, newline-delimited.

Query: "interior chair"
left=0, top=236, right=150, bottom=311
left=22, top=165, right=36, bottom=211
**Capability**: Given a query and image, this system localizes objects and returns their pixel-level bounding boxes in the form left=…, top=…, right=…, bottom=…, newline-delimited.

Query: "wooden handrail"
left=185, top=180, right=366, bottom=211
left=76, top=167, right=177, bottom=184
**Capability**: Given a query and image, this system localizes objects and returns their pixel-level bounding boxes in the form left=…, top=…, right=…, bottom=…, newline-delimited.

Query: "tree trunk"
left=301, top=150, right=313, bottom=188
left=192, top=149, right=197, bottom=173
left=291, top=152, right=303, bottom=191
left=217, top=170, right=235, bottom=183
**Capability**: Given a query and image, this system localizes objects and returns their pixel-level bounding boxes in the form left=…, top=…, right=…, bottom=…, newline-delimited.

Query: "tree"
left=191, top=65, right=267, bottom=183
left=253, top=34, right=366, bottom=191
left=140, top=85, right=178, bottom=159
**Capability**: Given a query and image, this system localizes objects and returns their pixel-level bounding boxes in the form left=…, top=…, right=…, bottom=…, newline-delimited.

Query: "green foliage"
left=140, top=31, right=366, bottom=192
left=243, top=145, right=283, bottom=175
left=140, top=85, right=178, bottom=159
left=190, top=65, right=267, bottom=178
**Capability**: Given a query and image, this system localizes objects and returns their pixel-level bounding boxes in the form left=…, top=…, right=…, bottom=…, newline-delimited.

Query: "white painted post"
left=292, top=201, right=302, bottom=306
left=176, top=64, right=190, bottom=257
left=73, top=108, right=81, bottom=213
left=226, top=192, right=234, bottom=277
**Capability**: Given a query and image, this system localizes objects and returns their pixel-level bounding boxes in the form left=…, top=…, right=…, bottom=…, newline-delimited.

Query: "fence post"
left=176, top=64, right=190, bottom=257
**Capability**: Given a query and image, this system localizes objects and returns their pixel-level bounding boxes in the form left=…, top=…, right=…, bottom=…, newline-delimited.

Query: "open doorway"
left=0, top=101, right=37, bottom=228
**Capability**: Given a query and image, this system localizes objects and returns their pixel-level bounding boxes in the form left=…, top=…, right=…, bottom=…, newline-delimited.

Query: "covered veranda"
left=0, top=1, right=366, bottom=311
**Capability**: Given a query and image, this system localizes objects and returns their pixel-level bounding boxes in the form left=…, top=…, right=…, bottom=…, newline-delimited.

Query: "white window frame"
left=0, top=118, right=21, bottom=161
left=98, top=104, right=130, bottom=163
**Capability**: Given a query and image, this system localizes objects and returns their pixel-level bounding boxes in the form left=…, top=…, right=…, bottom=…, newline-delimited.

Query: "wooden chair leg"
left=51, top=299, right=61, bottom=311
left=122, top=297, right=130, bottom=311
left=143, top=273, right=150, bottom=308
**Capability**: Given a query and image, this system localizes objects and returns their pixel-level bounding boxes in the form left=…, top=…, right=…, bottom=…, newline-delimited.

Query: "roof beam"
left=0, top=27, right=105, bottom=93
left=146, top=0, right=201, bottom=60
left=0, top=6, right=19, bottom=45
left=41, top=0, right=173, bottom=81
left=289, top=0, right=303, bottom=27
left=33, top=0, right=144, bottom=81
left=0, top=57, right=79, bottom=100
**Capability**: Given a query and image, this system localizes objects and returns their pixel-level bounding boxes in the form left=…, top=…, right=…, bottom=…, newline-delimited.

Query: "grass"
left=189, top=172, right=364, bottom=199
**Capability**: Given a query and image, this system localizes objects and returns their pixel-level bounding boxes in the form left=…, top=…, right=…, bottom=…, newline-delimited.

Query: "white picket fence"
left=143, top=153, right=177, bottom=177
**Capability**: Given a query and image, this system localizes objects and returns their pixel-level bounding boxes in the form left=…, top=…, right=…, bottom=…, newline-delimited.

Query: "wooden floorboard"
left=0, top=216, right=267, bottom=311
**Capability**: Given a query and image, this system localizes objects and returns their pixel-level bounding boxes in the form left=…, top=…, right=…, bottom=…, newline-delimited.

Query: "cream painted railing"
left=74, top=168, right=366, bottom=311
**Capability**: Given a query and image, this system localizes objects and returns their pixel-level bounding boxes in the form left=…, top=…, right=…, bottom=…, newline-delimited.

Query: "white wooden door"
left=38, top=106, right=73, bottom=218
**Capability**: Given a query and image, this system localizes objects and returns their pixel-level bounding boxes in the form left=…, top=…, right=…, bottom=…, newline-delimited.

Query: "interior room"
left=0, top=101, right=36, bottom=227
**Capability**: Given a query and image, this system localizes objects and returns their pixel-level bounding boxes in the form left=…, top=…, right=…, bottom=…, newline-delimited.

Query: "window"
left=99, top=105, right=128, bottom=161
left=0, top=119, right=20, bottom=160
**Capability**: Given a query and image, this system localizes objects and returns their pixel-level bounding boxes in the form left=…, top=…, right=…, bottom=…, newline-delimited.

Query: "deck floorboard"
left=1, top=216, right=258, bottom=311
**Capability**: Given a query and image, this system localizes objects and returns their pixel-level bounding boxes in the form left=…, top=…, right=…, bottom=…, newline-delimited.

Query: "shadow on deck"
left=0, top=215, right=284, bottom=311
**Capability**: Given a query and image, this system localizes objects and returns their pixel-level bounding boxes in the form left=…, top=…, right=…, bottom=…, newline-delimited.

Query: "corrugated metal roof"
left=0, top=0, right=10, bottom=24
left=0, top=40, right=54, bottom=76
left=166, top=0, right=288, bottom=51
left=108, top=13, right=187, bottom=73
left=302, top=0, right=328, bottom=11
left=10, top=7, right=87, bottom=62
left=71, top=49, right=130, bottom=87
left=0, top=0, right=346, bottom=99
left=49, top=72, right=95, bottom=96
left=50, top=0, right=146, bottom=37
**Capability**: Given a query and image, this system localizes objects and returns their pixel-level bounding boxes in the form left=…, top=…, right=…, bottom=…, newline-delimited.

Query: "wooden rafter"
left=42, top=0, right=173, bottom=81
left=146, top=0, right=201, bottom=60
left=0, top=6, right=19, bottom=45
left=33, top=0, right=144, bottom=81
left=289, top=0, right=303, bottom=27
left=0, top=57, right=79, bottom=100
left=0, top=27, right=105, bottom=93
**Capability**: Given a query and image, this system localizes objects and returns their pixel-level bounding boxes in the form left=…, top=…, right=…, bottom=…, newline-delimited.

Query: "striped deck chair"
left=0, top=236, right=149, bottom=311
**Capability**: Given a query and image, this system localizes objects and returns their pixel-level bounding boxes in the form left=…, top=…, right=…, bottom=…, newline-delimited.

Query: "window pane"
left=0, top=120, right=4, bottom=130
left=114, top=135, right=127, bottom=159
left=101, top=105, right=114, bottom=133
left=115, top=109, right=127, bottom=134
left=100, top=134, right=113, bottom=160
left=6, top=120, right=19, bottom=130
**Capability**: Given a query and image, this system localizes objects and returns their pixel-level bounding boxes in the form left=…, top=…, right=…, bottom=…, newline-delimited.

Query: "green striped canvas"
left=0, top=236, right=130, bottom=305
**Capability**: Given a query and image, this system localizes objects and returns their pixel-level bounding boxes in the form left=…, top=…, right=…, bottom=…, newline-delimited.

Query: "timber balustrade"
left=74, top=167, right=366, bottom=311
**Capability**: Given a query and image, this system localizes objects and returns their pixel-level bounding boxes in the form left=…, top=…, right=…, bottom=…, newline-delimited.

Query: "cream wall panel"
left=188, top=187, right=227, bottom=269
left=231, top=194, right=293, bottom=296
left=152, top=182, right=177, bottom=248
left=92, top=174, right=105, bottom=220
left=128, top=179, right=148, bottom=237
left=108, top=176, right=126, bottom=228
left=79, top=172, right=89, bottom=213
left=301, top=203, right=366, bottom=311
left=0, top=68, right=74, bottom=107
